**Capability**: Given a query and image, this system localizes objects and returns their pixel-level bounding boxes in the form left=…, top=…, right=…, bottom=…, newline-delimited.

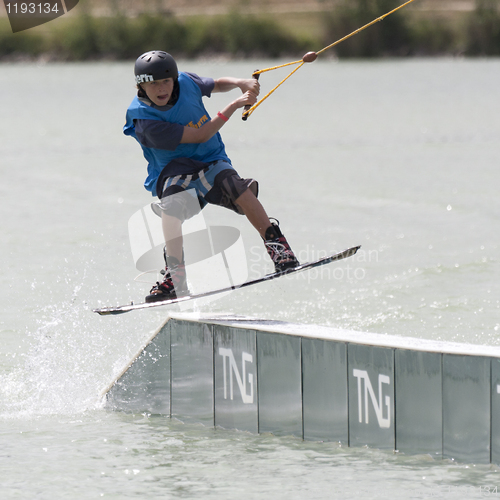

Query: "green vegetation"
left=465, top=0, right=500, bottom=55
left=0, top=11, right=311, bottom=60
left=324, top=0, right=412, bottom=57
left=322, top=0, right=498, bottom=57
left=0, top=19, right=46, bottom=58
left=1, top=0, right=500, bottom=60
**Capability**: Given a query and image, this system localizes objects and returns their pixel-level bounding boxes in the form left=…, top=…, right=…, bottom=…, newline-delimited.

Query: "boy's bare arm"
left=180, top=90, right=257, bottom=144
left=213, top=77, right=260, bottom=96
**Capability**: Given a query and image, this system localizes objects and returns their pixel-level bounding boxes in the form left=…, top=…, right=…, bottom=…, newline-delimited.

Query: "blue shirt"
left=124, top=72, right=231, bottom=195
left=134, top=72, right=214, bottom=151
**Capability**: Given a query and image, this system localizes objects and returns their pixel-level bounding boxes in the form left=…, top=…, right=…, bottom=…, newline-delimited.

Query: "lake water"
left=1, top=58, right=499, bottom=498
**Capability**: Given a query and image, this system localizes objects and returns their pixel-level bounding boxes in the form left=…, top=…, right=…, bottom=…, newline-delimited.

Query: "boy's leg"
left=233, top=188, right=270, bottom=238
left=146, top=192, right=192, bottom=303
left=146, top=213, right=188, bottom=302
left=202, top=164, right=298, bottom=272
left=235, top=188, right=299, bottom=272
left=162, top=212, right=184, bottom=262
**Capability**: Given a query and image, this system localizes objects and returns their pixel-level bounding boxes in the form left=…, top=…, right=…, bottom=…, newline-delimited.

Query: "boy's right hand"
left=233, top=90, right=258, bottom=109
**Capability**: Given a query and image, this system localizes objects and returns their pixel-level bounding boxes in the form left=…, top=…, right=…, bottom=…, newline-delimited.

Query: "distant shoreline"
left=0, top=1, right=499, bottom=60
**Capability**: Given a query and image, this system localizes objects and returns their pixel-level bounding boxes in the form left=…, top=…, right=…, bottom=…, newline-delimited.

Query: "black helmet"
left=134, top=51, right=178, bottom=85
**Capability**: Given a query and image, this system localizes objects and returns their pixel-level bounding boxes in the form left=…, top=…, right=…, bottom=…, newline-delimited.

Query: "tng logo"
left=352, top=369, right=391, bottom=429
left=219, top=348, right=254, bottom=405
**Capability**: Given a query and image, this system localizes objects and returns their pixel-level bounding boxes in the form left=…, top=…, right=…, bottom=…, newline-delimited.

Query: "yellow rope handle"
left=242, top=0, right=417, bottom=120
left=253, top=59, right=303, bottom=75
left=243, top=62, right=304, bottom=119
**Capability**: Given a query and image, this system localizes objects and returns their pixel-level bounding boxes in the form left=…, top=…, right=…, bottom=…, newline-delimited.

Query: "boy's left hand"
left=239, top=78, right=260, bottom=96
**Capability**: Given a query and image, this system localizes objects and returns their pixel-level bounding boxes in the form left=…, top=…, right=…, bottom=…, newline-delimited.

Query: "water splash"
left=0, top=276, right=162, bottom=420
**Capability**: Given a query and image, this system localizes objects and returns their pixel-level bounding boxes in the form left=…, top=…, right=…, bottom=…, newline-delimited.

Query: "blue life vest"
left=124, top=72, right=231, bottom=195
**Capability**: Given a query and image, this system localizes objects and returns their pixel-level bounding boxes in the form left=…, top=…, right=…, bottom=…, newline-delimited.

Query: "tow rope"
left=242, top=0, right=417, bottom=120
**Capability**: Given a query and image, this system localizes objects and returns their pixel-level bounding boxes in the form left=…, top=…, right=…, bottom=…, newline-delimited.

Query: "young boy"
left=124, top=50, right=299, bottom=303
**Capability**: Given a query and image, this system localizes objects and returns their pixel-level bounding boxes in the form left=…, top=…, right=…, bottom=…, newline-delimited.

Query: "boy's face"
left=141, top=77, right=175, bottom=106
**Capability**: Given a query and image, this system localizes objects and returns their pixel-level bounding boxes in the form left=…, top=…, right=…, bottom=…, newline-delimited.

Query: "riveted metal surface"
left=257, top=331, right=302, bottom=437
left=395, top=349, right=442, bottom=456
left=348, top=344, right=394, bottom=449
left=107, top=322, right=171, bottom=414
left=214, top=325, right=258, bottom=433
left=302, top=338, right=348, bottom=442
left=443, top=354, right=490, bottom=464
left=170, top=319, right=214, bottom=425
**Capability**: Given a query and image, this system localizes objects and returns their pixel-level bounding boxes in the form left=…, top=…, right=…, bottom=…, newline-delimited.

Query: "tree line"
left=1, top=0, right=500, bottom=60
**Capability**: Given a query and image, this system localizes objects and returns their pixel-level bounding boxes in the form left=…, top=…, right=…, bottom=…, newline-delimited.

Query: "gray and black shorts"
left=152, top=160, right=258, bottom=221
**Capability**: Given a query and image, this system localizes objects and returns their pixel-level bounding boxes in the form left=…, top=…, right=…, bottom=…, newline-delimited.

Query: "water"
left=1, top=58, right=499, bottom=498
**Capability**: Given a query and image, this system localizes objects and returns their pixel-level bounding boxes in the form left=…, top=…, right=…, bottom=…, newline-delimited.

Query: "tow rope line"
left=242, top=0, right=417, bottom=120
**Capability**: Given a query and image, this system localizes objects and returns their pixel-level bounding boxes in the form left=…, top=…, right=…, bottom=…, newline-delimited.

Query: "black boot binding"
left=145, top=252, right=189, bottom=303
left=263, top=219, right=299, bottom=273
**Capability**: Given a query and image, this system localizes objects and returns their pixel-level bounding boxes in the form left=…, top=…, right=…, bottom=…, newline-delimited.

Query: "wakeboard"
left=93, top=245, right=361, bottom=316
